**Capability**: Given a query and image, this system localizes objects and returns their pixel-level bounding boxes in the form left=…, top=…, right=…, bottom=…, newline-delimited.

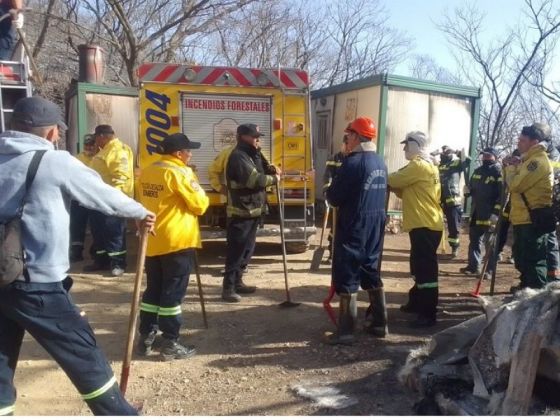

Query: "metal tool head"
left=279, top=300, right=301, bottom=308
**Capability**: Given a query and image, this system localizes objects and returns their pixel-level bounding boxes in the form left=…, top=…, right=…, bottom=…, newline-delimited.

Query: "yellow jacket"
left=138, top=155, right=209, bottom=257
left=90, top=138, right=134, bottom=197
left=76, top=151, right=93, bottom=167
left=388, top=156, right=443, bottom=232
left=505, top=144, right=553, bottom=225
left=208, top=145, right=234, bottom=193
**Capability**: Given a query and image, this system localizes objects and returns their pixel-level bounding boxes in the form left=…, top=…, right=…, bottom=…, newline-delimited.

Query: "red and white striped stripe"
left=138, top=64, right=309, bottom=89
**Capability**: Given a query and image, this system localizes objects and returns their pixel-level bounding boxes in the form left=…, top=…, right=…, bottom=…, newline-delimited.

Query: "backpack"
left=0, top=150, right=46, bottom=287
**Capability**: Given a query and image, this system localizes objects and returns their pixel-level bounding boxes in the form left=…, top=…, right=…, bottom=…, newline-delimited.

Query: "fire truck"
left=137, top=64, right=316, bottom=252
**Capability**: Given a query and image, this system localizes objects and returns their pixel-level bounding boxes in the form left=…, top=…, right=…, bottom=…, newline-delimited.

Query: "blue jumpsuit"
left=326, top=143, right=387, bottom=294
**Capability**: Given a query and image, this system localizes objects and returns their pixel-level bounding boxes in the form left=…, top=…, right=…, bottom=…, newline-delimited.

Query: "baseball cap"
left=84, top=134, right=95, bottom=145
left=12, top=96, right=67, bottom=130
left=480, top=147, right=498, bottom=159
left=400, top=131, right=429, bottom=148
left=94, top=124, right=115, bottom=136
left=160, top=133, right=201, bottom=154
left=237, top=123, right=263, bottom=137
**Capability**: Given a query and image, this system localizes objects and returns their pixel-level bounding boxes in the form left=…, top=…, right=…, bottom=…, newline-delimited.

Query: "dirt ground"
left=13, top=229, right=518, bottom=416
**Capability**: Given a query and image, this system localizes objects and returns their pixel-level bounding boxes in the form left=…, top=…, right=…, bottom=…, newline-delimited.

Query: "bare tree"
left=438, top=0, right=560, bottom=149
left=408, top=54, right=462, bottom=85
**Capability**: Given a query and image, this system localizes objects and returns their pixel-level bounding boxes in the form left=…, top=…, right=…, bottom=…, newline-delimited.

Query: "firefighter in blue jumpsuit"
left=325, top=116, right=388, bottom=345
left=437, top=146, right=470, bottom=258
left=460, top=148, right=502, bottom=278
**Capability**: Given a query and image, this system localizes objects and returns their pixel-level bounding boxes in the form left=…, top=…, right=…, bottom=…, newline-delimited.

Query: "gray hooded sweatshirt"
left=0, top=131, right=148, bottom=283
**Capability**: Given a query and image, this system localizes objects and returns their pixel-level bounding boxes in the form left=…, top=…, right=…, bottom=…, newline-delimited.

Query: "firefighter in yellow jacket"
left=388, top=131, right=443, bottom=328
left=86, top=125, right=134, bottom=276
left=70, top=134, right=99, bottom=262
left=504, top=123, right=554, bottom=290
left=137, top=133, right=209, bottom=360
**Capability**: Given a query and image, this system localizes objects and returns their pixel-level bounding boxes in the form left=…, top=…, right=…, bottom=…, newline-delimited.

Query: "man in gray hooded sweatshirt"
left=0, top=96, right=155, bottom=416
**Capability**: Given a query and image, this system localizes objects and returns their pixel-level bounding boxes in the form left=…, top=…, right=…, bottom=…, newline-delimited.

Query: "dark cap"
left=480, top=147, right=498, bottom=158
left=160, top=133, right=200, bottom=154
left=237, top=123, right=263, bottom=137
left=12, top=96, right=67, bottom=130
left=94, top=124, right=115, bottom=136
left=84, top=134, right=95, bottom=145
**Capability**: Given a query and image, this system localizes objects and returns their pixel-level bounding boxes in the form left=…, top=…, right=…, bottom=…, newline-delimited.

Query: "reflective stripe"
left=448, top=238, right=460, bottom=244
left=158, top=306, right=182, bottom=316
left=82, top=376, right=117, bottom=400
left=140, top=302, right=159, bottom=314
left=502, top=212, right=509, bottom=217
left=494, top=204, right=501, bottom=210
left=226, top=205, right=263, bottom=218
left=326, top=161, right=342, bottom=167
left=96, top=250, right=107, bottom=255
left=417, top=282, right=438, bottom=289
left=472, top=174, right=481, bottom=179
left=246, top=168, right=260, bottom=189
left=445, top=197, right=458, bottom=204
left=0, top=406, right=15, bottom=416
left=476, top=220, right=491, bottom=226
left=107, top=250, right=127, bottom=257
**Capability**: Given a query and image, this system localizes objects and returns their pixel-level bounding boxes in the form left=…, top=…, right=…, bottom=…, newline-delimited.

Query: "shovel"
left=310, top=203, right=330, bottom=271
left=276, top=183, right=300, bottom=308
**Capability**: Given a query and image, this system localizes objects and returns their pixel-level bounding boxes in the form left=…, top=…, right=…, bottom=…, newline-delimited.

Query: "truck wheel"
left=285, top=242, right=309, bottom=254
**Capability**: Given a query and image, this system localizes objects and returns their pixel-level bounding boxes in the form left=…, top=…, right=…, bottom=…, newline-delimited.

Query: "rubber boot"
left=324, top=293, right=357, bottom=345
left=160, top=338, right=196, bottom=361
left=364, top=288, right=388, bottom=337
left=222, top=276, right=241, bottom=302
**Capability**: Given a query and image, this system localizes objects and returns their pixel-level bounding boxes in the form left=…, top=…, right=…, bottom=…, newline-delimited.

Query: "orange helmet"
left=345, top=116, right=377, bottom=139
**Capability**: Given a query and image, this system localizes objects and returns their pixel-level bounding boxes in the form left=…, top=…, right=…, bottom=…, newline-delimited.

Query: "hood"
left=547, top=141, right=560, bottom=161
left=0, top=130, right=54, bottom=155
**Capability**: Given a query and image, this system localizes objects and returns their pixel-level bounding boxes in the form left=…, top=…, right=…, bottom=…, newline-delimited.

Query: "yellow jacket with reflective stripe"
left=138, top=155, right=209, bottom=257
left=90, top=138, right=134, bottom=197
left=208, top=145, right=234, bottom=193
left=76, top=151, right=93, bottom=167
left=505, top=144, right=553, bottom=226
left=388, top=156, right=443, bottom=232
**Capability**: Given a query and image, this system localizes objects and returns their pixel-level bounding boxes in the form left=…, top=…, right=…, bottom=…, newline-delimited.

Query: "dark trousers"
left=0, top=29, right=15, bottom=61
left=332, top=213, right=385, bottom=294
left=223, top=218, right=259, bottom=290
left=467, top=224, right=496, bottom=273
left=407, top=228, right=442, bottom=318
left=443, top=205, right=462, bottom=250
left=546, top=230, right=560, bottom=280
left=496, top=216, right=511, bottom=256
left=513, top=224, right=548, bottom=289
left=90, top=211, right=127, bottom=269
left=139, top=250, right=194, bottom=341
left=70, top=201, right=90, bottom=256
left=0, top=281, right=136, bottom=415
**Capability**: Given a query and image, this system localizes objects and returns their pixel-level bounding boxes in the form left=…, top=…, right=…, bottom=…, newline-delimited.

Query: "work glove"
left=489, top=214, right=499, bottom=232
left=12, top=11, right=23, bottom=29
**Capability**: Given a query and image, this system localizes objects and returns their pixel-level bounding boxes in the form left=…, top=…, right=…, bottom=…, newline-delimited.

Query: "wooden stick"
left=120, top=227, right=149, bottom=396
left=194, top=251, right=208, bottom=329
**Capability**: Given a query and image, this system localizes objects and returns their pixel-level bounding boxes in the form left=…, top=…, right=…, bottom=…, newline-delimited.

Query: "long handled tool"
left=310, top=203, right=330, bottom=271
left=193, top=251, right=208, bottom=329
left=323, top=207, right=338, bottom=325
left=470, top=231, right=497, bottom=297
left=120, top=227, right=149, bottom=395
left=276, top=183, right=300, bottom=308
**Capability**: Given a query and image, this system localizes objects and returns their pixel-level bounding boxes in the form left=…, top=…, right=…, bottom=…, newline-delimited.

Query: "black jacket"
left=468, top=162, right=502, bottom=225
left=438, top=156, right=470, bottom=207
left=225, top=142, right=276, bottom=218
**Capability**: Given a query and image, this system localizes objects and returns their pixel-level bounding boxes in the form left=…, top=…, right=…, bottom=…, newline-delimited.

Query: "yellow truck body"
left=137, top=64, right=315, bottom=246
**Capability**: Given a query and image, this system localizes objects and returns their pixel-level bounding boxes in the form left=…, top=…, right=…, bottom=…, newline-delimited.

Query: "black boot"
left=222, top=274, right=241, bottom=302
left=364, top=288, right=388, bottom=337
left=160, top=338, right=196, bottom=361
left=235, top=278, right=256, bottom=294
left=324, top=293, right=357, bottom=345
left=135, top=330, right=157, bottom=356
